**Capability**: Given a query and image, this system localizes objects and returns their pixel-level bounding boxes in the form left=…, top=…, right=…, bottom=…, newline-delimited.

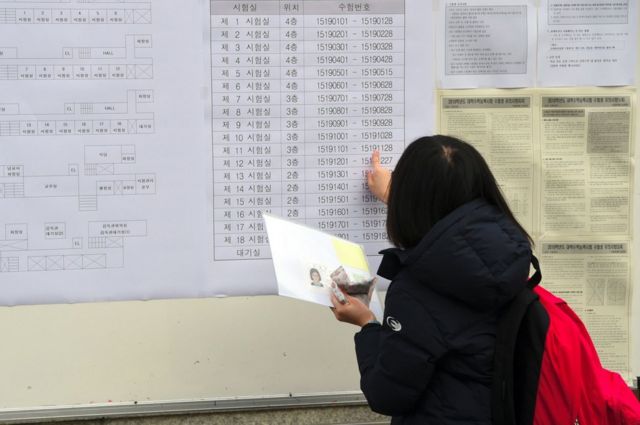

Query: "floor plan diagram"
left=0, top=90, right=154, bottom=136
left=0, top=0, right=152, bottom=25
left=0, top=144, right=155, bottom=273
left=0, top=0, right=210, bottom=304
left=0, top=34, right=152, bottom=81
left=0, top=219, right=147, bottom=273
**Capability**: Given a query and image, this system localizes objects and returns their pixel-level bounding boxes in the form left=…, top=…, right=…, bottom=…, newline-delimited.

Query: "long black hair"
left=386, top=135, right=532, bottom=249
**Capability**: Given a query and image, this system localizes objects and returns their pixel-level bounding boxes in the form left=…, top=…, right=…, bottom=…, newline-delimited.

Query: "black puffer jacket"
left=355, top=199, right=531, bottom=424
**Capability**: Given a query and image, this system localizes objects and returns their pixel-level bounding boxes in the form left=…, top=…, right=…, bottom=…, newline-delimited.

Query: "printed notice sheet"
left=438, top=92, right=536, bottom=230
left=540, top=94, right=634, bottom=236
left=540, top=241, right=632, bottom=375
left=438, top=87, right=636, bottom=379
left=437, top=0, right=537, bottom=88
left=206, top=0, right=435, bottom=296
left=538, top=0, right=638, bottom=87
left=1, top=0, right=436, bottom=304
left=0, top=0, right=209, bottom=305
left=438, top=0, right=638, bottom=88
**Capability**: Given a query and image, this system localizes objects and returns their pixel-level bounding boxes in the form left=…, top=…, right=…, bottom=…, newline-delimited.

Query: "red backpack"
left=492, top=256, right=640, bottom=425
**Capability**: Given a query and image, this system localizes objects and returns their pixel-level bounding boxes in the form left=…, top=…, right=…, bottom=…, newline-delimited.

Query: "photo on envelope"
left=263, top=213, right=378, bottom=309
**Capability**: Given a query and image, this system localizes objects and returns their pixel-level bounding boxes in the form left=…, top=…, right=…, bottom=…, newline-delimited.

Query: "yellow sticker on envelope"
left=331, top=238, right=369, bottom=271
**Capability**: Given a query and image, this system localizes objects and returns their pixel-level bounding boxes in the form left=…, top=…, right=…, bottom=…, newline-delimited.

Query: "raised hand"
left=366, top=150, right=391, bottom=204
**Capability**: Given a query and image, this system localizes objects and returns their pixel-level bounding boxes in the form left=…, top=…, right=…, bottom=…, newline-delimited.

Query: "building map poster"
left=0, top=0, right=435, bottom=304
left=0, top=0, right=637, bottom=380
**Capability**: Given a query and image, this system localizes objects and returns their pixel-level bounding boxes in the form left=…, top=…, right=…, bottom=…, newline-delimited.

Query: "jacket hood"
left=378, top=199, right=532, bottom=311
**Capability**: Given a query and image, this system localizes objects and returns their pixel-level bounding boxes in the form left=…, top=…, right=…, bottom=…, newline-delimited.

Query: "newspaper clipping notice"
left=541, top=242, right=631, bottom=373
left=439, top=94, right=536, bottom=231
left=438, top=89, right=635, bottom=379
left=541, top=95, right=633, bottom=236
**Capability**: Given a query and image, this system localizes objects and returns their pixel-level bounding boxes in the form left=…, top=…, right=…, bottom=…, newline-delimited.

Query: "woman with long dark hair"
left=330, top=135, right=532, bottom=424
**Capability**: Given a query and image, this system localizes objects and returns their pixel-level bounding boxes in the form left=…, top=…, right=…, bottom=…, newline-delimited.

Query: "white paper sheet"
left=0, top=0, right=209, bottom=305
left=1, top=0, right=435, bottom=304
left=538, top=0, right=638, bottom=87
left=205, top=0, right=435, bottom=297
left=436, top=0, right=537, bottom=88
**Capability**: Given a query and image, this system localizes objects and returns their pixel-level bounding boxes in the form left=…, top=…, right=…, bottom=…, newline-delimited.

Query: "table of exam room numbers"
left=212, top=0, right=405, bottom=260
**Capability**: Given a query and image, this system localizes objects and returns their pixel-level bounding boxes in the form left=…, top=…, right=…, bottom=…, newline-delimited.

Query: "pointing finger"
left=371, top=150, right=381, bottom=170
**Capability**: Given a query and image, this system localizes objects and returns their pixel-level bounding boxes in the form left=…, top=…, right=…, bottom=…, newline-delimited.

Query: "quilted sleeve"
left=354, top=285, right=448, bottom=416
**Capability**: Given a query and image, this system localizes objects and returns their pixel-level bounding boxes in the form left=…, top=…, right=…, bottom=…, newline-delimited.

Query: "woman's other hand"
left=367, top=150, right=391, bottom=204
left=330, top=290, right=377, bottom=327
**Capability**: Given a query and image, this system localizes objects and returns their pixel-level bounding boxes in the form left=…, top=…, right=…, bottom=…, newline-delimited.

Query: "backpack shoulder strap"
left=491, top=255, right=546, bottom=425
left=528, top=255, right=541, bottom=287
left=491, top=287, right=539, bottom=425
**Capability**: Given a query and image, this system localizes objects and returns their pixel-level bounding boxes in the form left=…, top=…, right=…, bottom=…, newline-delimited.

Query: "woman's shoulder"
left=385, top=269, right=437, bottom=309
left=384, top=267, right=489, bottom=340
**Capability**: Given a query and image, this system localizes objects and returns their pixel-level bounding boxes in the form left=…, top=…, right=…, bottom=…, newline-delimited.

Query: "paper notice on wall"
left=437, top=87, right=636, bottom=380
left=540, top=240, right=632, bottom=374
left=436, top=0, right=536, bottom=88
left=538, top=0, right=638, bottom=87
left=206, top=0, right=435, bottom=297
left=0, top=0, right=436, bottom=305
left=437, top=90, right=537, bottom=231
left=0, top=0, right=210, bottom=306
left=540, top=93, right=634, bottom=237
